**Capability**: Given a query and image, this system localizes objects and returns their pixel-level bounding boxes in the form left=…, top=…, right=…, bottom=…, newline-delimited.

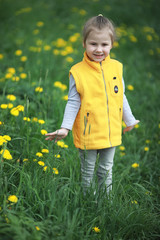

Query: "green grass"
left=0, top=0, right=160, bottom=239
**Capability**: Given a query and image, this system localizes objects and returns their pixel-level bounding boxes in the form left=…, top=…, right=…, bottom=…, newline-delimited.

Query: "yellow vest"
left=70, top=52, right=123, bottom=150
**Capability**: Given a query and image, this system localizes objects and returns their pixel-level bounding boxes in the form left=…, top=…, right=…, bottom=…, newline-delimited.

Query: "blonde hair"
left=82, top=15, right=116, bottom=45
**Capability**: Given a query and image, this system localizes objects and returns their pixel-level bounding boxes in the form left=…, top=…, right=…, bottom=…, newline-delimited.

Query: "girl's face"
left=83, top=28, right=112, bottom=62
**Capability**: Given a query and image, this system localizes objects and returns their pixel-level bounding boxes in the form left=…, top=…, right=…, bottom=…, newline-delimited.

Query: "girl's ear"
left=83, top=41, right=86, bottom=48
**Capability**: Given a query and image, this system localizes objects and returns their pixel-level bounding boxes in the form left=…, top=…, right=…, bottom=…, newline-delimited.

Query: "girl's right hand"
left=45, top=128, right=69, bottom=142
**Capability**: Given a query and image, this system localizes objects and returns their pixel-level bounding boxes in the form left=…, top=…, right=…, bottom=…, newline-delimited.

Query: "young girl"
left=45, top=15, right=139, bottom=194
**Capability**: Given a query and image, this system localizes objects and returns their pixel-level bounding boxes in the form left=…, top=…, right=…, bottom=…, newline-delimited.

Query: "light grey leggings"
left=79, top=147, right=116, bottom=194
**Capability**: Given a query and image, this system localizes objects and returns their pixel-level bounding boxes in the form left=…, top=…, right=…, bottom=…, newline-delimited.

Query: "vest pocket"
left=83, top=112, right=91, bottom=136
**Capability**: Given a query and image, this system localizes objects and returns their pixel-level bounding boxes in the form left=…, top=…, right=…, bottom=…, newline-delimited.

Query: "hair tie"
left=98, top=14, right=103, bottom=17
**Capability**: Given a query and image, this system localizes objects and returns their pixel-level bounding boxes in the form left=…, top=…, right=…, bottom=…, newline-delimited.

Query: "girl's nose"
left=96, top=45, right=102, bottom=52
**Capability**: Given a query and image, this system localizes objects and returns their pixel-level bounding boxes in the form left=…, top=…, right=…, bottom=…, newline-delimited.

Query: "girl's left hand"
left=123, top=120, right=140, bottom=134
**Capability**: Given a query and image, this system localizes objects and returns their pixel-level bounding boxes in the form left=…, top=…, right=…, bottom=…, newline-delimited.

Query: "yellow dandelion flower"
left=18, top=67, right=23, bottom=72
left=134, top=124, right=139, bottom=129
left=36, top=152, right=43, bottom=157
left=92, top=226, right=100, bottom=233
left=36, top=21, right=44, bottom=27
left=8, top=195, right=18, bottom=203
left=55, top=38, right=67, bottom=48
left=54, top=81, right=67, bottom=91
left=132, top=163, right=139, bottom=168
left=149, top=49, right=154, bottom=55
left=65, top=46, right=74, bottom=54
left=15, top=50, right=22, bottom=56
left=0, top=54, right=4, bottom=60
left=7, top=68, right=16, bottom=74
left=54, top=81, right=62, bottom=88
left=44, top=45, right=51, bottom=51
left=43, top=166, right=48, bottom=172
left=143, top=26, right=155, bottom=34
left=60, top=50, right=68, bottom=56
left=53, top=49, right=60, bottom=55
left=66, top=57, right=74, bottom=63
left=56, top=141, right=65, bottom=147
left=61, top=84, right=67, bottom=91
left=110, top=52, right=116, bottom=58
left=20, top=56, right=27, bottom=62
left=35, top=87, right=43, bottom=92
left=68, top=24, right=75, bottom=30
left=38, top=119, right=45, bottom=124
left=35, top=226, right=40, bottom=231
left=145, top=140, right=151, bottom=144
left=5, top=73, right=13, bottom=79
left=20, top=73, right=27, bottom=79
left=8, top=103, right=13, bottom=109
left=7, top=103, right=13, bottom=109
left=79, top=9, right=87, bottom=15
left=129, top=35, right=138, bottom=42
left=38, top=161, right=45, bottom=166
left=41, top=149, right=49, bottom=153
left=15, top=7, right=32, bottom=15
left=23, top=117, right=31, bottom=122
left=113, top=41, right=119, bottom=48
left=122, top=121, right=126, bottom=127
left=119, top=146, right=125, bottom=151
left=3, top=135, right=11, bottom=141
left=17, top=105, right=24, bottom=112
left=6, top=94, right=16, bottom=101
left=127, top=85, right=134, bottom=91
left=12, top=76, right=20, bottom=82
left=23, top=158, right=29, bottom=162
left=144, top=147, right=149, bottom=151
left=62, top=95, right=68, bottom=101
left=33, top=29, right=39, bottom=35
left=32, top=117, right=38, bottom=122
left=0, top=121, right=4, bottom=125
left=0, top=136, right=7, bottom=146
left=41, top=129, right=47, bottom=135
left=54, top=154, right=60, bottom=158
left=1, top=104, right=8, bottom=109
left=10, top=108, right=19, bottom=116
left=53, top=168, right=59, bottom=174
left=131, top=200, right=138, bottom=204
left=36, top=39, right=43, bottom=46
left=120, top=152, right=126, bottom=157
left=69, top=35, right=78, bottom=43
left=0, top=149, right=12, bottom=160
left=146, top=35, right=152, bottom=41
left=145, top=191, right=152, bottom=196
left=64, top=144, right=68, bottom=148
left=156, top=48, right=160, bottom=54
left=71, top=7, right=78, bottom=12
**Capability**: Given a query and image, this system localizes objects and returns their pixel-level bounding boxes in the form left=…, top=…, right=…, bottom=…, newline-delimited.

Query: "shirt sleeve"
left=122, top=78, right=137, bottom=126
left=61, top=74, right=81, bottom=130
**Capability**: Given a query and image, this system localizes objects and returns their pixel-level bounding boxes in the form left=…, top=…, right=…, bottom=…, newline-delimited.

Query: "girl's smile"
left=83, top=28, right=112, bottom=62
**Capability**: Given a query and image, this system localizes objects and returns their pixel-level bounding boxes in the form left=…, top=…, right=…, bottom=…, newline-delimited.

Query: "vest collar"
left=83, top=51, right=110, bottom=72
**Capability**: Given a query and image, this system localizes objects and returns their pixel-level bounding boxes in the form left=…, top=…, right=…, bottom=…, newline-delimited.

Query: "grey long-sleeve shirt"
left=61, top=74, right=136, bottom=130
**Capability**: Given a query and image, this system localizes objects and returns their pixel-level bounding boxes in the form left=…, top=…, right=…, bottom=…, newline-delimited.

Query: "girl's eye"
left=90, top=42, right=96, bottom=46
left=102, top=43, right=108, bottom=46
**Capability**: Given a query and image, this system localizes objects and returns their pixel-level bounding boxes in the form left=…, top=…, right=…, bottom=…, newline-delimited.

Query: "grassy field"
left=0, top=0, right=160, bottom=239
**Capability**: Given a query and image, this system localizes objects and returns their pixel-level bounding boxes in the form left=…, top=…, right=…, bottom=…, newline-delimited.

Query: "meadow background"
left=0, top=0, right=160, bottom=239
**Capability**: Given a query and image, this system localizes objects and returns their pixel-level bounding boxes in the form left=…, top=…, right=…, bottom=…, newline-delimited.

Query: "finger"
left=45, top=132, right=57, bottom=136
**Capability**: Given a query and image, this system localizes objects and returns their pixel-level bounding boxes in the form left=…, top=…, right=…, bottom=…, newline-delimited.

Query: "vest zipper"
left=100, top=62, right=112, bottom=147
